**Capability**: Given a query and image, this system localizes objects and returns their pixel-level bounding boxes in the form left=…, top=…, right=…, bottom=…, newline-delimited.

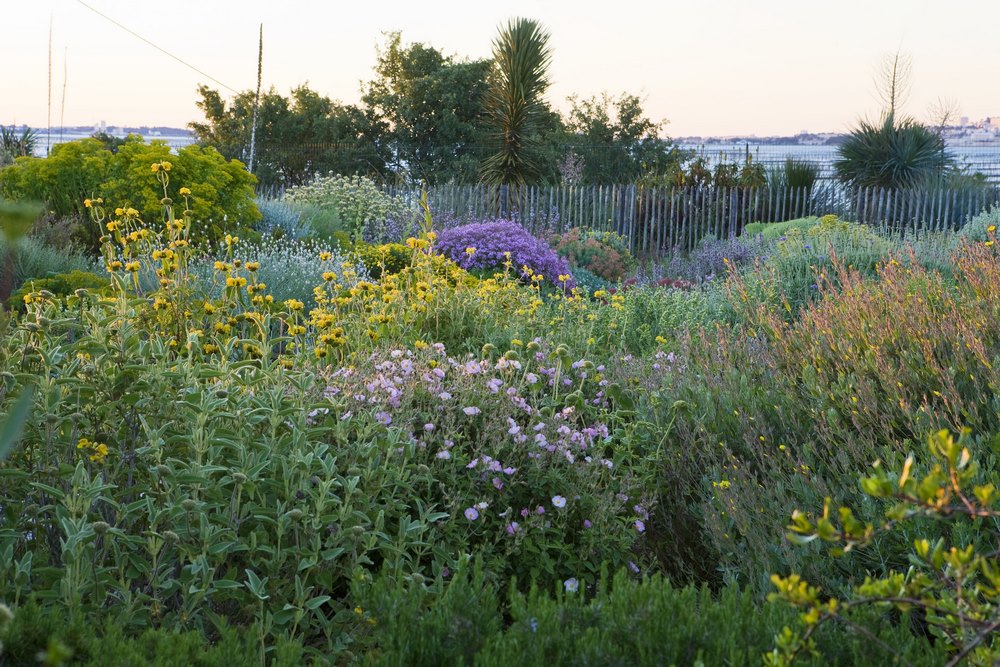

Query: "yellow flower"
left=124, top=261, right=140, bottom=273
left=987, top=240, right=995, bottom=248
left=151, top=163, right=160, bottom=173
left=319, top=252, right=332, bottom=261
left=284, top=299, right=305, bottom=312
left=989, top=225, right=996, bottom=233
left=161, top=161, right=172, bottom=171
left=84, top=198, right=93, bottom=208
left=322, top=271, right=337, bottom=282
left=179, top=187, right=191, bottom=196
left=465, top=247, right=476, bottom=256
left=246, top=261, right=261, bottom=272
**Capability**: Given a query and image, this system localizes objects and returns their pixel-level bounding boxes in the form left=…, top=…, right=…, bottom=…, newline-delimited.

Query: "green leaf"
left=0, top=386, right=35, bottom=461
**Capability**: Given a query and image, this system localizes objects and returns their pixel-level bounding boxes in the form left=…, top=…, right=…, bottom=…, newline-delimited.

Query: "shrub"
left=770, top=429, right=1000, bottom=666
left=360, top=568, right=943, bottom=666
left=647, top=238, right=1000, bottom=592
left=436, top=220, right=574, bottom=287
left=353, top=242, right=412, bottom=279
left=8, top=270, right=109, bottom=311
left=662, top=234, right=767, bottom=283
left=568, top=266, right=610, bottom=295
left=284, top=174, right=417, bottom=242
left=834, top=114, right=953, bottom=189
left=255, top=198, right=307, bottom=239
left=0, top=235, right=94, bottom=287
left=0, top=136, right=259, bottom=250
left=550, top=227, right=634, bottom=282
left=0, top=600, right=305, bottom=667
left=186, top=236, right=369, bottom=307
left=959, top=205, right=1000, bottom=243
left=742, top=217, right=821, bottom=241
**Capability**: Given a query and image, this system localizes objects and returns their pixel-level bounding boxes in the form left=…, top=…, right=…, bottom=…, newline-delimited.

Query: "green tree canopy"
left=361, top=32, right=493, bottom=184
left=565, top=93, right=684, bottom=184
left=189, top=84, right=378, bottom=189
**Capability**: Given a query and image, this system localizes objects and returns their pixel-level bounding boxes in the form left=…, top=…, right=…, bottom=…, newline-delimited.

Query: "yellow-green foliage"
left=0, top=136, right=259, bottom=250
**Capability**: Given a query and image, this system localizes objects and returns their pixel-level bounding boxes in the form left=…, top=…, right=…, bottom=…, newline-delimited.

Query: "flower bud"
left=92, top=521, right=110, bottom=535
left=181, top=499, right=196, bottom=511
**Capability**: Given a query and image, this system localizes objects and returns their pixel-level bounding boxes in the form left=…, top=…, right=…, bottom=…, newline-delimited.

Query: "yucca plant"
left=834, top=113, right=953, bottom=189
left=480, top=18, right=552, bottom=201
left=0, top=126, right=38, bottom=161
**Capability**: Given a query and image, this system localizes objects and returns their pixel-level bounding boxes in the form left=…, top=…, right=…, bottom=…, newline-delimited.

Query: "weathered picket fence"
left=380, top=184, right=1000, bottom=256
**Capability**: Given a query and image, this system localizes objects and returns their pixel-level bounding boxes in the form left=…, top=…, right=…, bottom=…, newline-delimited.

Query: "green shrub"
left=646, top=239, right=1000, bottom=594
left=959, top=205, right=1000, bottom=242
left=770, top=429, right=1000, bottom=666
left=550, top=227, right=634, bottom=282
left=360, top=569, right=943, bottom=666
left=8, top=270, right=109, bottom=311
left=354, top=241, right=412, bottom=279
left=359, top=559, right=502, bottom=666
left=603, top=283, right=723, bottom=353
left=742, top=216, right=820, bottom=241
left=0, top=235, right=94, bottom=286
left=284, top=174, right=416, bottom=242
left=834, top=114, right=953, bottom=189
left=569, top=266, right=610, bottom=295
left=0, top=136, right=259, bottom=250
left=0, top=600, right=305, bottom=667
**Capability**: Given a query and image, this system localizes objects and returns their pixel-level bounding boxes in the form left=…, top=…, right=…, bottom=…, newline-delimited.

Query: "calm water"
left=678, top=143, right=1000, bottom=181
left=31, top=130, right=196, bottom=157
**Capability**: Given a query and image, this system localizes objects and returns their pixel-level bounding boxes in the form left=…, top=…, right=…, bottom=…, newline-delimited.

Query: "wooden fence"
left=262, top=183, right=1000, bottom=257
left=380, top=184, right=1000, bottom=256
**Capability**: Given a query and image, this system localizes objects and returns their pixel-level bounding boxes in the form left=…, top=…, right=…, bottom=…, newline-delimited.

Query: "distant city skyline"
left=2, top=0, right=998, bottom=137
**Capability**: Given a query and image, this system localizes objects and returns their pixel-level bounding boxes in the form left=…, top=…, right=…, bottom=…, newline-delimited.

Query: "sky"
left=2, top=0, right=998, bottom=137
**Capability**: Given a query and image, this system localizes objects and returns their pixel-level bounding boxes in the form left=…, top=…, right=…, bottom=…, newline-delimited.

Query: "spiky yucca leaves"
left=480, top=18, right=552, bottom=192
left=834, top=114, right=953, bottom=189
left=0, top=126, right=38, bottom=160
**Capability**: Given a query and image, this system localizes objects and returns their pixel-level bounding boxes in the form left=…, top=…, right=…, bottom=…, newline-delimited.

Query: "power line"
left=74, top=0, right=240, bottom=94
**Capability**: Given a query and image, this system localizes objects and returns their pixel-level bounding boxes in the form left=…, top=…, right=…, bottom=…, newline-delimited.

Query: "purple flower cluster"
left=435, top=219, right=574, bottom=287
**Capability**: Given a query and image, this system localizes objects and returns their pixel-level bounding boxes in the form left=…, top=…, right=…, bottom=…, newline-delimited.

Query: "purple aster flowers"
left=435, top=219, right=574, bottom=286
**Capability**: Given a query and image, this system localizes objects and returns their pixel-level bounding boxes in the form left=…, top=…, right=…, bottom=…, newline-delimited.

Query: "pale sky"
left=2, top=0, right=998, bottom=137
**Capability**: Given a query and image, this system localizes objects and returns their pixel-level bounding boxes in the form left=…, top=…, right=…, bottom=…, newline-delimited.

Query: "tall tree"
left=479, top=18, right=553, bottom=190
left=362, top=32, right=492, bottom=184
left=564, top=93, right=683, bottom=184
left=189, top=84, right=379, bottom=189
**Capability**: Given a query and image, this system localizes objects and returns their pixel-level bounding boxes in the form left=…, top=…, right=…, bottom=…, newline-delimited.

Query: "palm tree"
left=480, top=18, right=552, bottom=209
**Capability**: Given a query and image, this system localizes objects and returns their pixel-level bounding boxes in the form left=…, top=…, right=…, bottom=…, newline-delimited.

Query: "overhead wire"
left=74, top=0, right=241, bottom=94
